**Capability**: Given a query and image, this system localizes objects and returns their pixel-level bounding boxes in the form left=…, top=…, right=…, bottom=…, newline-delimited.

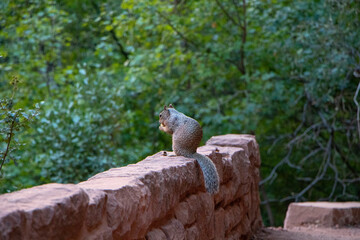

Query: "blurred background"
left=0, top=0, right=359, bottom=226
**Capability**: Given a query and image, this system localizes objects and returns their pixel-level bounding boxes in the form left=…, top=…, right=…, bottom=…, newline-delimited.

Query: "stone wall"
left=0, top=134, right=262, bottom=240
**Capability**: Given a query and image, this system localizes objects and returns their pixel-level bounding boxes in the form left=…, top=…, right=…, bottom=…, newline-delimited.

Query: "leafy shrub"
left=0, top=77, right=39, bottom=192
left=32, top=74, right=157, bottom=183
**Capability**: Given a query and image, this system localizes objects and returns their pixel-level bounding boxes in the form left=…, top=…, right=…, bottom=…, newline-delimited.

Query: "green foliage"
left=1, top=0, right=359, bottom=226
left=0, top=76, right=39, bottom=175
left=33, top=75, right=156, bottom=183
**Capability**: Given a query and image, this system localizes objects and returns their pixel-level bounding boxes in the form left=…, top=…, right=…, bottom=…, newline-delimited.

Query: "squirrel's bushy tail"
left=191, top=153, right=219, bottom=194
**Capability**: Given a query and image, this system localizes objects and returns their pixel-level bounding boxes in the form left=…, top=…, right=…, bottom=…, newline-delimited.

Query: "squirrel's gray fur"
left=159, top=104, right=219, bottom=194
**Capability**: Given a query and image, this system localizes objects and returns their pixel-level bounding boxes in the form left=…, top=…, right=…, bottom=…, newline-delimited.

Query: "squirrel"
left=159, top=104, right=219, bottom=194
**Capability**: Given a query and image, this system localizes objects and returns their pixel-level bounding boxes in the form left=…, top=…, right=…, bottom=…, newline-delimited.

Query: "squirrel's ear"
left=168, top=104, right=174, bottom=108
left=163, top=105, right=167, bottom=110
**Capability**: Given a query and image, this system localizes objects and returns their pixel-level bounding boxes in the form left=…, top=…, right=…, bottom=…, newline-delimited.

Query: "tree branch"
left=155, top=10, right=198, bottom=48
left=294, top=136, right=332, bottom=202
left=109, top=29, right=129, bottom=60
left=91, top=0, right=129, bottom=60
left=231, top=0, right=243, bottom=24
left=238, top=0, right=247, bottom=74
left=214, top=0, right=247, bottom=74
left=287, top=122, right=322, bottom=147
left=0, top=114, right=16, bottom=172
left=353, top=81, right=360, bottom=141
left=155, top=9, right=245, bottom=73
left=328, top=162, right=339, bottom=200
left=299, top=148, right=322, bottom=165
left=260, top=147, right=292, bottom=185
left=333, top=141, right=359, bottom=177
left=214, top=0, right=240, bottom=26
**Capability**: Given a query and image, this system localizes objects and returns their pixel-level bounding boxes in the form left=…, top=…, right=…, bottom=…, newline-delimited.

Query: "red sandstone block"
left=224, top=204, right=243, bottom=234
left=214, top=207, right=225, bottom=240
left=198, top=193, right=215, bottom=222
left=214, top=181, right=234, bottom=207
left=251, top=211, right=263, bottom=232
left=0, top=183, right=89, bottom=240
left=207, top=134, right=261, bottom=168
left=206, top=134, right=255, bottom=149
left=86, top=228, right=113, bottom=240
left=146, top=228, right=167, bottom=240
left=186, top=194, right=202, bottom=220
left=175, top=201, right=195, bottom=226
left=80, top=178, right=150, bottom=239
left=235, top=150, right=251, bottom=184
left=160, top=219, right=185, bottom=240
left=238, top=183, right=251, bottom=198
left=185, top=225, right=200, bottom=240
left=84, top=189, right=107, bottom=231
left=188, top=193, right=215, bottom=239
left=236, top=213, right=251, bottom=237
left=250, top=183, right=261, bottom=220
left=212, top=148, right=253, bottom=207
left=243, top=193, right=251, bottom=210
left=284, top=202, right=360, bottom=229
left=78, top=152, right=200, bottom=239
left=222, top=157, right=235, bottom=184
left=225, top=228, right=242, bottom=240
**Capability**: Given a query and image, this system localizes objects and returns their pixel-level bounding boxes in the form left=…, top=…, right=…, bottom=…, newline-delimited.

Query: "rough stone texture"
left=255, top=226, right=360, bottom=240
left=0, top=183, right=89, bottom=240
left=146, top=228, right=167, bottom=240
left=0, top=134, right=262, bottom=240
left=284, top=202, right=360, bottom=229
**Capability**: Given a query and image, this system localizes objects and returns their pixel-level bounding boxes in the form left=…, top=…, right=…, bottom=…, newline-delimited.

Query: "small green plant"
left=0, top=76, right=39, bottom=173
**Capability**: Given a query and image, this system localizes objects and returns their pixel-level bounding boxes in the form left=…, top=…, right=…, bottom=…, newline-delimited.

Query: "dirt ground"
left=253, top=226, right=360, bottom=240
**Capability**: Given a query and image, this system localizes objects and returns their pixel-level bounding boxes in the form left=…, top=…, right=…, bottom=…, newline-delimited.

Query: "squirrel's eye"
left=159, top=114, right=162, bottom=118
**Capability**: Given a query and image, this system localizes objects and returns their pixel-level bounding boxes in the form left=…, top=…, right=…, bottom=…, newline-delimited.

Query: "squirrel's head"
left=159, top=104, right=175, bottom=134
left=159, top=104, right=173, bottom=123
